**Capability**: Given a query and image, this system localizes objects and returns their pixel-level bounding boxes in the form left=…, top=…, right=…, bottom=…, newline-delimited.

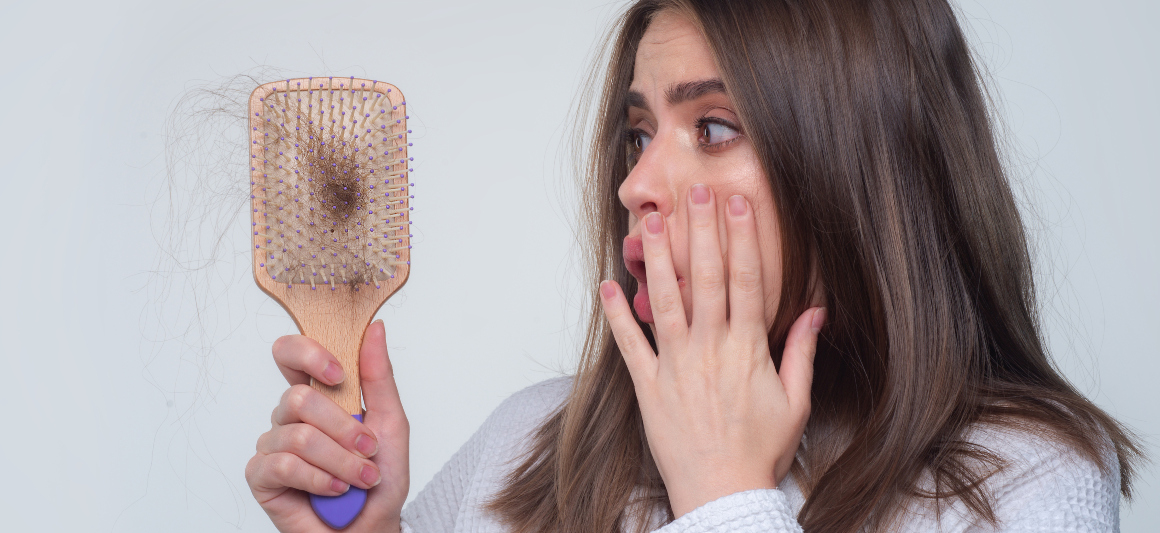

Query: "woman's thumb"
left=359, top=320, right=404, bottom=418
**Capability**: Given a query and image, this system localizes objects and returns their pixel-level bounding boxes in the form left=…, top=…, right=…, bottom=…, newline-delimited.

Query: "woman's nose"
left=618, top=136, right=677, bottom=222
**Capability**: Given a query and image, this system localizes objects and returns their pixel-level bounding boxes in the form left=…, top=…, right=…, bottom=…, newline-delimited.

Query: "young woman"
left=245, top=0, right=1142, bottom=531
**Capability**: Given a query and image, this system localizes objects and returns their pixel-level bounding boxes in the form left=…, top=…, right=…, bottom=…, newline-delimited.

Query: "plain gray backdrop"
left=0, top=0, right=1155, bottom=530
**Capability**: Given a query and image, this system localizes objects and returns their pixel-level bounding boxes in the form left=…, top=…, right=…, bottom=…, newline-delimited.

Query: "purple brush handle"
left=310, top=413, right=368, bottom=529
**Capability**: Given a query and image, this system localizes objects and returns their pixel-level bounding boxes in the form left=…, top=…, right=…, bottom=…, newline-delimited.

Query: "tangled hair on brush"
left=248, top=77, right=412, bottom=294
left=487, top=1, right=1145, bottom=533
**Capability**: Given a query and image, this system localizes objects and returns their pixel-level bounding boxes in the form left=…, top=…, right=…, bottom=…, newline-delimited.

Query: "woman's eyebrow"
left=626, top=78, right=727, bottom=113
left=626, top=90, right=649, bottom=112
left=665, top=78, right=726, bottom=106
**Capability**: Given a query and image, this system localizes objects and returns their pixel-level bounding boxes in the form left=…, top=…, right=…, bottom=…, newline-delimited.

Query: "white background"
left=0, top=0, right=1155, bottom=530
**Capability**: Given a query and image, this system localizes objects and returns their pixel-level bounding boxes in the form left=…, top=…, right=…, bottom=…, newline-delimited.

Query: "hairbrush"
left=249, top=76, right=412, bottom=529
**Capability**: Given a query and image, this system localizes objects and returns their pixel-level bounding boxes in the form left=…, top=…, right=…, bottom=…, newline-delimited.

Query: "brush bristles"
left=250, top=77, right=413, bottom=291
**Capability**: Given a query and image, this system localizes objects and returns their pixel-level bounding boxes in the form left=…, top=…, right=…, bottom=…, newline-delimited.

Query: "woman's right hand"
left=245, top=320, right=410, bottom=533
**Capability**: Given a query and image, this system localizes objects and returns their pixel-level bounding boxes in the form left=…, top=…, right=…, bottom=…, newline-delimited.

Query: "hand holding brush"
left=247, top=321, right=410, bottom=532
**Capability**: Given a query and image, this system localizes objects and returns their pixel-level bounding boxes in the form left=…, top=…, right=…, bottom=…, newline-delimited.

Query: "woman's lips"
left=623, top=235, right=654, bottom=323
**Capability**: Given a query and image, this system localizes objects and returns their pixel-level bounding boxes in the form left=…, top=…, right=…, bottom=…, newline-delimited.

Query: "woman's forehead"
left=631, top=11, right=719, bottom=99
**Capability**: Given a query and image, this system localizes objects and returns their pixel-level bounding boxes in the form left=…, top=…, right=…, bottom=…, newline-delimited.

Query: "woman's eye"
left=698, top=120, right=740, bottom=146
left=631, top=130, right=652, bottom=152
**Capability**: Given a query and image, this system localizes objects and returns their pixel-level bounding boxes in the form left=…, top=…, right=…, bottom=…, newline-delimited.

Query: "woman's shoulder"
left=889, top=421, right=1121, bottom=531
left=947, top=421, right=1121, bottom=530
left=501, top=375, right=574, bottom=408
left=964, top=420, right=1117, bottom=480
left=492, top=375, right=573, bottom=418
left=477, top=375, right=574, bottom=442
left=399, top=378, right=575, bottom=531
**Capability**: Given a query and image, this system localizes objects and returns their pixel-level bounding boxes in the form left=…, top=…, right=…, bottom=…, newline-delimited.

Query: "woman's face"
left=620, top=10, right=784, bottom=333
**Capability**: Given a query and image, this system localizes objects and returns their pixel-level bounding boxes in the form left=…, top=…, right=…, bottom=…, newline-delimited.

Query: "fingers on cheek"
left=725, top=196, right=767, bottom=321
left=643, top=213, right=675, bottom=267
left=725, top=195, right=756, bottom=240
left=599, top=282, right=635, bottom=346
left=600, top=281, right=657, bottom=381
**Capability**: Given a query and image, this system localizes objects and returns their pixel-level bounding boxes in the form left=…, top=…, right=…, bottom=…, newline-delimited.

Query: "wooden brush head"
left=249, top=77, right=412, bottom=414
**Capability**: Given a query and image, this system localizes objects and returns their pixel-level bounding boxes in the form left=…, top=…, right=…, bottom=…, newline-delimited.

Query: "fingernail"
left=323, top=362, right=344, bottom=384
left=355, top=434, right=378, bottom=458
left=645, top=212, right=663, bottom=234
left=331, top=478, right=350, bottom=493
left=600, top=280, right=616, bottom=300
left=729, top=195, right=747, bottom=216
left=322, top=362, right=343, bottom=383
left=811, top=307, right=827, bottom=332
left=361, top=465, right=381, bottom=487
left=691, top=184, right=710, bottom=204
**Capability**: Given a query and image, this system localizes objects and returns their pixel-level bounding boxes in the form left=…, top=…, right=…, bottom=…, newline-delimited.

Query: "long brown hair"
left=488, top=1, right=1144, bottom=532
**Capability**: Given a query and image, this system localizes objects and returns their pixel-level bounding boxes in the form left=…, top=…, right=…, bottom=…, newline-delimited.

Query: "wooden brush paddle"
left=249, top=76, right=412, bottom=529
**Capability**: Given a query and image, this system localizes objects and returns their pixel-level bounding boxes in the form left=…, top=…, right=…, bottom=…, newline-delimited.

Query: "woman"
left=245, top=0, right=1143, bottom=531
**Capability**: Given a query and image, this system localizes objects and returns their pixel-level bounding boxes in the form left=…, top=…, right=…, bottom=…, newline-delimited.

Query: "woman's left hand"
left=599, top=185, right=825, bottom=518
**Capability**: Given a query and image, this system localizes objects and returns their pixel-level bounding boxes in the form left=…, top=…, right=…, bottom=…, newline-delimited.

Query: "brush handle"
left=295, top=302, right=372, bottom=528
left=298, top=298, right=369, bottom=414
left=310, top=413, right=369, bottom=529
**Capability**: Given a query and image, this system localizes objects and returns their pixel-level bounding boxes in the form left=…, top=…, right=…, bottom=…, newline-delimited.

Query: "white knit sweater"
left=400, top=377, right=1120, bottom=532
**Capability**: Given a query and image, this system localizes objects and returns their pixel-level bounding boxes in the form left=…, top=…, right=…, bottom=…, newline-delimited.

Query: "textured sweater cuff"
left=654, top=489, right=802, bottom=533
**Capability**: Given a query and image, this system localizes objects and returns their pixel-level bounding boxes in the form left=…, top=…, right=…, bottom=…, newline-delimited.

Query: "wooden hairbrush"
left=248, top=76, right=412, bottom=529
